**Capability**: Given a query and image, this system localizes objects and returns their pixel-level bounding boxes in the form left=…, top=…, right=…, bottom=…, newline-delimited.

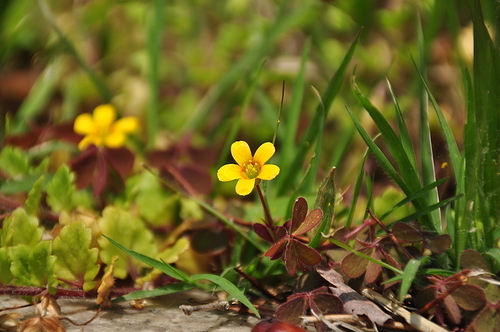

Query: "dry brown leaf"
left=36, top=295, right=61, bottom=318
left=0, top=313, right=22, bottom=331
left=315, top=264, right=392, bottom=326
left=96, top=256, right=118, bottom=308
left=19, top=316, right=66, bottom=332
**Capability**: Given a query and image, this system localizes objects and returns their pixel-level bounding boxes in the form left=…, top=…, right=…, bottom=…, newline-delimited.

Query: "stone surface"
left=0, top=290, right=260, bottom=331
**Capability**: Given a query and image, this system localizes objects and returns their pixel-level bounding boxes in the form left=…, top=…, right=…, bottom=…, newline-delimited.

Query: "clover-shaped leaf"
left=264, top=197, right=322, bottom=275
left=53, top=221, right=100, bottom=291
left=392, top=222, right=451, bottom=253
left=275, top=286, right=343, bottom=326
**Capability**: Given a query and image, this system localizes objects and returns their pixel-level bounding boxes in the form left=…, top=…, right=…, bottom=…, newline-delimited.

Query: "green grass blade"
left=379, top=178, right=447, bottom=222
left=386, top=78, right=416, bottom=170
left=191, top=274, right=260, bottom=317
left=13, top=60, right=63, bottom=132
left=216, top=61, right=266, bottom=170
left=280, top=39, right=311, bottom=167
left=416, top=13, right=440, bottom=232
left=393, top=194, right=464, bottom=225
left=300, top=86, right=325, bottom=193
left=102, top=235, right=191, bottom=282
left=345, top=146, right=370, bottom=230
left=413, top=61, right=463, bottom=193
left=330, top=239, right=403, bottom=275
left=399, top=258, right=426, bottom=302
left=145, top=0, right=165, bottom=148
left=179, top=0, right=309, bottom=135
left=470, top=0, right=500, bottom=248
left=352, top=81, right=439, bottom=232
left=276, top=30, right=361, bottom=194
left=112, top=282, right=194, bottom=302
left=345, top=105, right=408, bottom=193
left=37, top=0, right=112, bottom=103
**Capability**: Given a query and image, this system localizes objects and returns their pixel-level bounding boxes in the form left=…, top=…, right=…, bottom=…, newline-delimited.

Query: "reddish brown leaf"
left=290, top=197, right=308, bottom=234
left=451, top=284, right=486, bottom=311
left=341, top=247, right=373, bottom=279
left=264, top=237, right=288, bottom=260
left=290, top=239, right=321, bottom=266
left=293, top=208, right=322, bottom=236
left=392, top=222, right=423, bottom=242
left=253, top=223, right=274, bottom=243
left=461, top=249, right=490, bottom=272
left=275, top=296, right=306, bottom=325
left=103, top=147, right=135, bottom=178
left=426, top=234, right=452, bottom=253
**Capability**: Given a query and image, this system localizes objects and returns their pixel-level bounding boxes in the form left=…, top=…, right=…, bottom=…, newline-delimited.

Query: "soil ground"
left=0, top=290, right=260, bottom=331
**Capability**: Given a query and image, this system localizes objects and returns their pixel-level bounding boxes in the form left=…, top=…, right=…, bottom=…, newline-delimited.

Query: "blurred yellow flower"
left=74, top=104, right=139, bottom=150
left=217, top=141, right=280, bottom=196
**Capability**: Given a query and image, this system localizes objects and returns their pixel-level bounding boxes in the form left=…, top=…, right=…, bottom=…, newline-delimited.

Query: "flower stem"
left=256, top=184, right=274, bottom=228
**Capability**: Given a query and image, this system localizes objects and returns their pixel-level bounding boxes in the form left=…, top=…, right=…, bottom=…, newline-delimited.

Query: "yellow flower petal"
left=258, top=164, right=280, bottom=180
left=217, top=164, right=243, bottom=182
left=74, top=114, right=95, bottom=135
left=93, top=104, right=116, bottom=128
left=113, top=117, right=139, bottom=133
left=78, top=135, right=97, bottom=150
left=235, top=178, right=256, bottom=196
left=231, top=141, right=252, bottom=167
left=253, top=142, right=275, bottom=165
left=104, top=132, right=126, bottom=148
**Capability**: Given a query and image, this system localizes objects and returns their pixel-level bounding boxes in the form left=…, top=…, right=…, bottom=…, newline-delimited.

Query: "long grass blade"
left=36, top=0, right=112, bottom=103
left=191, top=274, right=260, bottom=317
left=103, top=235, right=191, bottom=282
left=280, top=39, right=311, bottom=166
left=379, top=178, right=448, bottom=222
left=112, top=282, right=194, bottom=302
left=393, top=194, right=464, bottom=225
left=351, top=80, right=439, bottom=232
left=13, top=60, right=63, bottom=132
left=179, top=0, right=308, bottom=135
left=276, top=30, right=361, bottom=194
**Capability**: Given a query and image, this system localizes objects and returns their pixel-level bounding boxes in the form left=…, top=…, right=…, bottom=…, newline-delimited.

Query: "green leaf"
left=191, top=274, right=260, bottom=317
left=127, top=172, right=175, bottom=226
left=0, top=145, right=30, bottom=177
left=0, top=248, right=12, bottom=284
left=111, top=282, right=194, bottom=302
left=97, top=207, right=158, bottom=279
left=0, top=208, right=43, bottom=247
left=310, top=167, right=336, bottom=248
left=46, top=164, right=76, bottom=213
left=53, top=221, right=100, bottom=291
left=399, top=258, right=427, bottom=302
left=24, top=175, right=45, bottom=216
left=10, top=242, right=57, bottom=288
left=104, top=235, right=260, bottom=317
left=102, top=234, right=190, bottom=282
left=0, top=173, right=46, bottom=195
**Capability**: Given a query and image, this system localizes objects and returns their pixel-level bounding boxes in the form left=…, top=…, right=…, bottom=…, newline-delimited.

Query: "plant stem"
left=256, top=184, right=274, bottom=228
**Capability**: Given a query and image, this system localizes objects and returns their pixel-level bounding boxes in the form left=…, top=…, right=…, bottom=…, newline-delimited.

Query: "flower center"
left=243, top=160, right=260, bottom=179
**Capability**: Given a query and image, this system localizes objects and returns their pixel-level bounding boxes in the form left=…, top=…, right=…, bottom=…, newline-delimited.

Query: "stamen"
left=243, top=161, right=260, bottom=179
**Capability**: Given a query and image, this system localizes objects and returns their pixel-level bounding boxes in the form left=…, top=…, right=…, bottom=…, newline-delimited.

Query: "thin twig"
left=179, top=301, right=230, bottom=315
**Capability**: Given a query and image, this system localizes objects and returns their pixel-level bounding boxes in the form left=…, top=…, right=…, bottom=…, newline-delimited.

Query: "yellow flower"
left=74, top=104, right=139, bottom=150
left=217, top=141, right=280, bottom=196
